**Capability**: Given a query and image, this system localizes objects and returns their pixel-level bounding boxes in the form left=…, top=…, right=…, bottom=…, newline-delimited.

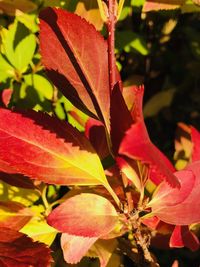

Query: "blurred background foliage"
left=0, top=0, right=200, bottom=266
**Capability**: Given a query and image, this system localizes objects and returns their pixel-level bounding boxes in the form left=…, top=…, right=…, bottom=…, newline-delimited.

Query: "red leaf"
left=149, top=163, right=200, bottom=225
left=0, top=227, right=52, bottom=267
left=61, top=233, right=97, bottom=264
left=119, top=85, right=179, bottom=187
left=47, top=193, right=119, bottom=237
left=128, top=85, right=144, bottom=122
left=170, top=225, right=200, bottom=251
left=39, top=7, right=118, bottom=130
left=0, top=108, right=107, bottom=187
left=191, top=126, right=200, bottom=162
left=1, top=88, right=12, bottom=107
left=119, top=121, right=179, bottom=187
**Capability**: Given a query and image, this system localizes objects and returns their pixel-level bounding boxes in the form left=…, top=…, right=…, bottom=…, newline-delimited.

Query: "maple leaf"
left=0, top=227, right=52, bottom=267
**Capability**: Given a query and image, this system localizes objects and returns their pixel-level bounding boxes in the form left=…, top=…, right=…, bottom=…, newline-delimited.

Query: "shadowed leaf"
left=0, top=227, right=52, bottom=266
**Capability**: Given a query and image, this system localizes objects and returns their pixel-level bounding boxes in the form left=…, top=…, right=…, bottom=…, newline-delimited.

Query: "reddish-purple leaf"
left=0, top=172, right=35, bottom=189
left=85, top=118, right=109, bottom=160
left=0, top=108, right=108, bottom=187
left=119, top=121, right=179, bottom=187
left=149, top=162, right=200, bottom=225
left=0, top=201, right=32, bottom=230
left=110, top=83, right=133, bottom=154
left=61, top=233, right=97, bottom=264
left=39, top=7, right=118, bottom=130
left=0, top=227, right=52, bottom=267
left=170, top=225, right=200, bottom=251
left=119, top=85, right=179, bottom=187
left=191, top=126, right=200, bottom=162
left=0, top=159, right=35, bottom=188
left=47, top=193, right=119, bottom=237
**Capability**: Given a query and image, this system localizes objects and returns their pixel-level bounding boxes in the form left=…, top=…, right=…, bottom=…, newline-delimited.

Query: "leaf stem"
left=106, top=0, right=117, bottom=94
left=42, top=185, right=49, bottom=210
left=105, top=182, right=121, bottom=208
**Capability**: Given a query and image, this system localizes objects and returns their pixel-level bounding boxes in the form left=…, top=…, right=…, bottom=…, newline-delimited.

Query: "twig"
left=106, top=0, right=117, bottom=94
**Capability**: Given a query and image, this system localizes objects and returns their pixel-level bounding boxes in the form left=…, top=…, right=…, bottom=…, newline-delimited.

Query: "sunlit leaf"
left=143, top=0, right=184, bottom=12
left=0, top=108, right=109, bottom=188
left=1, top=20, right=36, bottom=72
left=24, top=74, right=53, bottom=100
left=47, top=193, right=119, bottom=237
left=149, top=162, right=200, bottom=225
left=0, top=180, right=40, bottom=206
left=0, top=53, right=14, bottom=82
left=20, top=219, right=57, bottom=246
left=61, top=233, right=97, bottom=264
left=75, top=0, right=104, bottom=31
left=39, top=7, right=117, bottom=131
left=116, top=31, right=149, bottom=56
left=119, top=85, right=179, bottom=187
left=87, top=239, right=118, bottom=267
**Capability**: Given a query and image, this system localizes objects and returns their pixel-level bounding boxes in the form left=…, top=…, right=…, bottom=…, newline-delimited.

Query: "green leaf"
left=87, top=239, right=118, bottom=267
left=24, top=74, right=53, bottom=100
left=20, top=219, right=57, bottom=246
left=143, top=88, right=176, bottom=118
left=0, top=180, right=40, bottom=207
left=16, top=11, right=39, bottom=33
left=1, top=20, right=36, bottom=72
left=0, top=53, right=14, bottom=82
left=116, top=31, right=149, bottom=55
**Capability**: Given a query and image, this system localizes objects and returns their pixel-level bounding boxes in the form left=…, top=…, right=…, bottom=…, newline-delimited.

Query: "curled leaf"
left=149, top=162, right=200, bottom=225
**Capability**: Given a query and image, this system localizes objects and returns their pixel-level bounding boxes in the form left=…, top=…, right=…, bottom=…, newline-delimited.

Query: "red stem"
left=107, top=0, right=117, bottom=94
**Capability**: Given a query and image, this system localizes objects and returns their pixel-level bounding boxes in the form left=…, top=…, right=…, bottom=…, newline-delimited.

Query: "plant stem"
left=106, top=0, right=117, bottom=94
